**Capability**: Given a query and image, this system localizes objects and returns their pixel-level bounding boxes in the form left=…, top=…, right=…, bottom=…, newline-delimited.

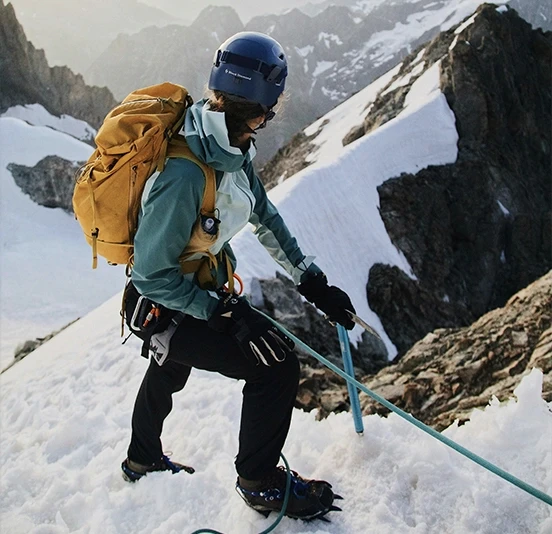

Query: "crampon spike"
left=181, top=465, right=195, bottom=474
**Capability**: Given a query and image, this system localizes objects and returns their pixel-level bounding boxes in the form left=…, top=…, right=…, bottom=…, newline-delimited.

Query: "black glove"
left=208, top=294, right=295, bottom=366
left=298, top=272, right=356, bottom=330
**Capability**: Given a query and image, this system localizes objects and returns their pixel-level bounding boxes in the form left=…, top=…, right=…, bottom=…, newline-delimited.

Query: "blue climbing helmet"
left=208, top=32, right=288, bottom=109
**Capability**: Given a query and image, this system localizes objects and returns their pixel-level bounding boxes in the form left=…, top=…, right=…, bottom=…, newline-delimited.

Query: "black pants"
left=127, top=314, right=300, bottom=480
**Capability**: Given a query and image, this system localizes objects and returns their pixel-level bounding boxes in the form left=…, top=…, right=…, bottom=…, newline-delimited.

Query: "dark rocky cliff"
left=0, top=1, right=118, bottom=129
left=366, top=5, right=551, bottom=356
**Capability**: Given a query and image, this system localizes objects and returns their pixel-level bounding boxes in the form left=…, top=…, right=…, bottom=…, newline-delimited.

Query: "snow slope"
left=0, top=110, right=124, bottom=371
left=1, top=104, right=96, bottom=143
left=0, top=291, right=550, bottom=533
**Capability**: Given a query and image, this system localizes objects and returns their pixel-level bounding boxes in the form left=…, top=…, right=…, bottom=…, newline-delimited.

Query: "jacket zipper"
left=232, top=172, right=255, bottom=216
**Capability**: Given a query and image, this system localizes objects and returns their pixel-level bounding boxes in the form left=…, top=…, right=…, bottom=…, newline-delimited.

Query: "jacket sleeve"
left=131, top=158, right=219, bottom=319
left=245, top=162, right=322, bottom=284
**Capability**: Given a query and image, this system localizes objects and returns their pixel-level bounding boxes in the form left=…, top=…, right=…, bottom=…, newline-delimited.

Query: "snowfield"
left=1, top=104, right=96, bottom=142
left=0, top=111, right=125, bottom=371
left=0, top=293, right=550, bottom=533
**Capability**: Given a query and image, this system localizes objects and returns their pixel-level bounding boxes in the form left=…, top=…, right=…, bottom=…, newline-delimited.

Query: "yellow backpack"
left=73, top=82, right=216, bottom=270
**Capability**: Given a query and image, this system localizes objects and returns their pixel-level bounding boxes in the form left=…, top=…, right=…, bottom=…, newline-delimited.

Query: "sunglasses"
left=254, top=108, right=276, bottom=130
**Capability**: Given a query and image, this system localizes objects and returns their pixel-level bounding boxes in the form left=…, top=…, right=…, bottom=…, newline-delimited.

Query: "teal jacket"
left=132, top=99, right=320, bottom=319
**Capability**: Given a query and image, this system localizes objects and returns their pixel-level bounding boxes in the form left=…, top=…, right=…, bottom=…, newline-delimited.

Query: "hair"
left=208, top=90, right=266, bottom=146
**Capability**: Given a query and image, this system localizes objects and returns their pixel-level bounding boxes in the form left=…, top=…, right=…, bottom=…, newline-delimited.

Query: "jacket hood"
left=183, top=99, right=256, bottom=173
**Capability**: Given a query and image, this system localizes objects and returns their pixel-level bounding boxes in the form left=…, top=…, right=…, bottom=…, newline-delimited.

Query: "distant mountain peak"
left=0, top=2, right=117, bottom=128
left=192, top=4, right=243, bottom=28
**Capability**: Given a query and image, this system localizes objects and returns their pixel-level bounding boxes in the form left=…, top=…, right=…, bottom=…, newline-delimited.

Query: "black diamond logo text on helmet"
left=225, top=68, right=252, bottom=81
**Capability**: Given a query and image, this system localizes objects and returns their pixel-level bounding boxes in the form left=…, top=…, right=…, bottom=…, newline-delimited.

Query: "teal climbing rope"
left=191, top=313, right=550, bottom=534
left=258, top=310, right=552, bottom=507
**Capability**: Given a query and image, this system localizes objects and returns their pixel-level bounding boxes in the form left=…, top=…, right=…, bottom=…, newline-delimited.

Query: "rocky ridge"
left=360, top=271, right=552, bottom=430
left=0, top=1, right=118, bottom=129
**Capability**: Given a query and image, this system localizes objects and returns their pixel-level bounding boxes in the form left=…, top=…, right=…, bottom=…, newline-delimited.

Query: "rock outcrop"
left=7, top=157, right=80, bottom=213
left=360, top=271, right=552, bottom=430
left=0, top=1, right=118, bottom=129
left=1, top=318, right=78, bottom=374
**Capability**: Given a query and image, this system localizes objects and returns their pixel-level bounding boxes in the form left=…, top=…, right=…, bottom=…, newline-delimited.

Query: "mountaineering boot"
left=121, top=455, right=195, bottom=482
left=236, top=466, right=343, bottom=521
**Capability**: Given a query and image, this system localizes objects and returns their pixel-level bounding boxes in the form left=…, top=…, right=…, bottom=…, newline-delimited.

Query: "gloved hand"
left=208, top=294, right=294, bottom=366
left=297, top=272, right=356, bottom=330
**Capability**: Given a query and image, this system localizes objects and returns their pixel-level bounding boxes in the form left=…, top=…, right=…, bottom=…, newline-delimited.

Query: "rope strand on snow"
left=190, top=453, right=292, bottom=534
left=258, top=310, right=552, bottom=508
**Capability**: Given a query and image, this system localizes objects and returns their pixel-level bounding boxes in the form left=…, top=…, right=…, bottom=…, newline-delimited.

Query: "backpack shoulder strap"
left=168, top=135, right=236, bottom=293
left=166, top=134, right=215, bottom=215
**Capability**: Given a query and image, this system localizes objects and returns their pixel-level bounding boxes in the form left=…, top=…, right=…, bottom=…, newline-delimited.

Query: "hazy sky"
left=139, top=0, right=330, bottom=23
